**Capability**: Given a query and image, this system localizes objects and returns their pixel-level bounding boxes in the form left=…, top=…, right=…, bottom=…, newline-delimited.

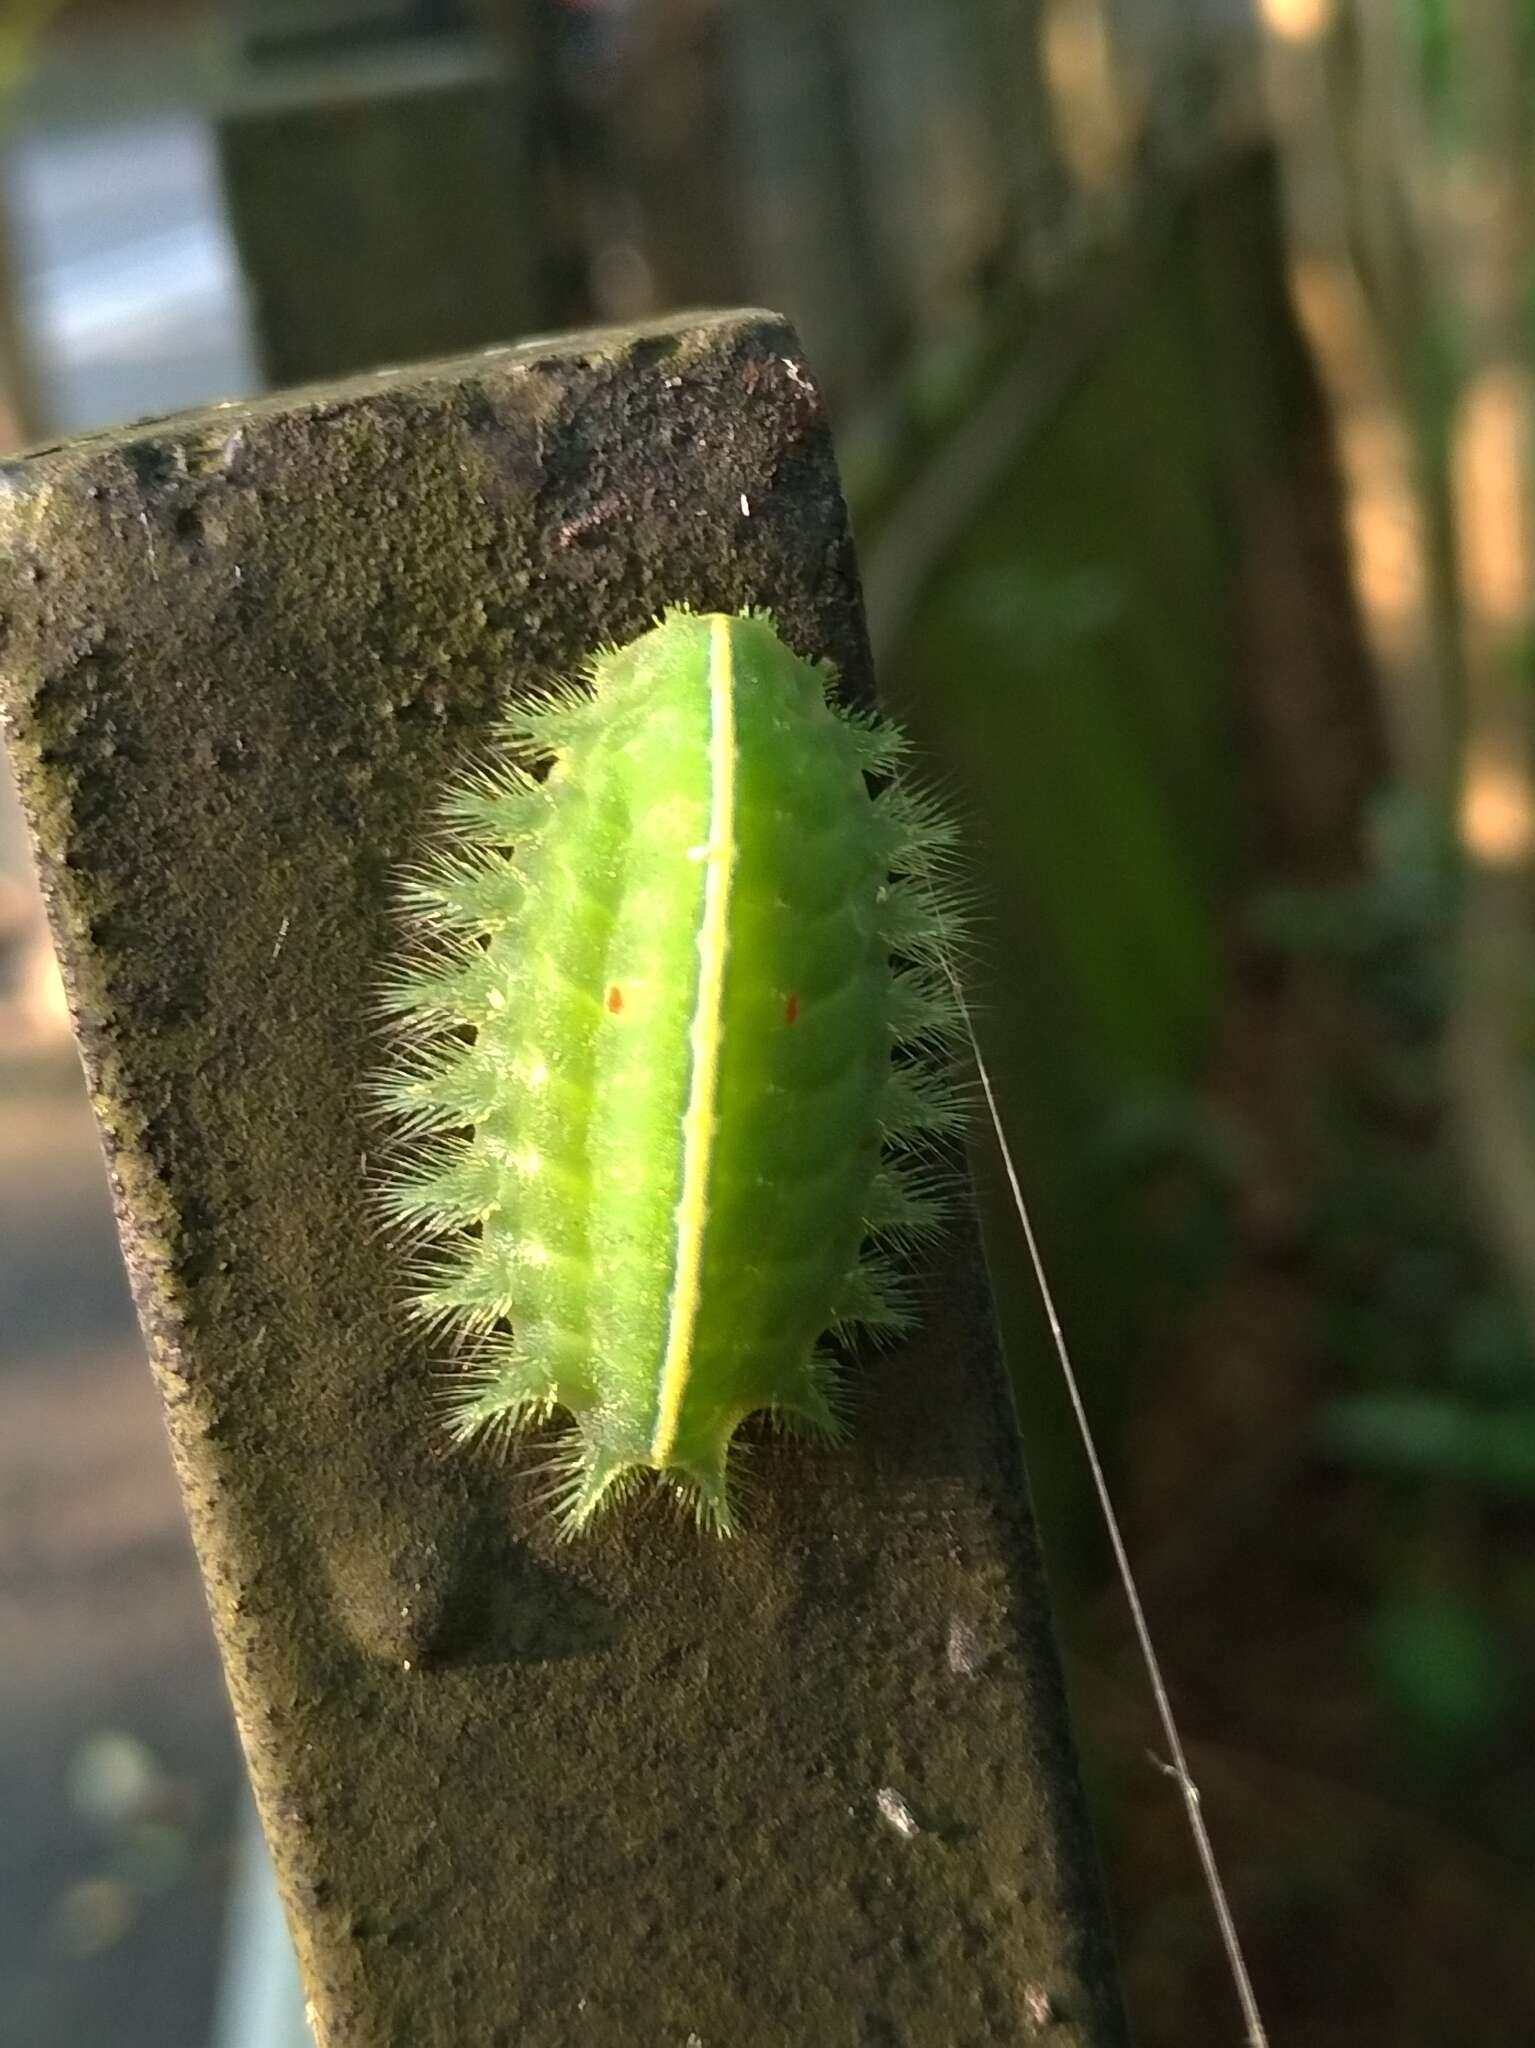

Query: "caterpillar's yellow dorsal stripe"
left=651, top=613, right=738, bottom=1465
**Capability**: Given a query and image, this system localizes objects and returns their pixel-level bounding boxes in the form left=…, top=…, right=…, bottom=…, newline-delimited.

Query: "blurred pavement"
left=1, top=17, right=261, bottom=2047
left=0, top=1052, right=243, bottom=2048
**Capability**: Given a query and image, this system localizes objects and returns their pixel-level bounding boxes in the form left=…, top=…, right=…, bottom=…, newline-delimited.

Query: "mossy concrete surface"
left=0, top=312, right=1125, bottom=2047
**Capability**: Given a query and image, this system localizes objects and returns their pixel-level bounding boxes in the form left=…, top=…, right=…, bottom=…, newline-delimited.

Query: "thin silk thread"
left=925, top=897, right=1270, bottom=2048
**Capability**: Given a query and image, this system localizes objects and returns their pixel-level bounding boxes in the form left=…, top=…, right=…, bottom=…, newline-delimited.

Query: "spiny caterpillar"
left=375, top=609, right=965, bottom=1535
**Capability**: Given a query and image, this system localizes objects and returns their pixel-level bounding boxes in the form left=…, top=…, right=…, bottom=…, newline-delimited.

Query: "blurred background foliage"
left=1, top=1, right=1534, bottom=2044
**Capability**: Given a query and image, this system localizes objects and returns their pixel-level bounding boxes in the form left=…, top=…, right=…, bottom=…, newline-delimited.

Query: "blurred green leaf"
left=1397, top=0, right=1459, bottom=133
left=1085, top=1092, right=1242, bottom=1298
left=1249, top=788, right=1452, bottom=964
left=952, top=558, right=1127, bottom=659
left=1086, top=1091, right=1243, bottom=1185
left=1368, top=1592, right=1515, bottom=1746
left=1450, top=1295, right=1535, bottom=1397
left=1323, top=1392, right=1535, bottom=1491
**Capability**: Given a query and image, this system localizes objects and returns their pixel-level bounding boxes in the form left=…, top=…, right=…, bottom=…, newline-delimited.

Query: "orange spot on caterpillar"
left=784, top=994, right=800, bottom=1026
left=607, top=985, right=624, bottom=1014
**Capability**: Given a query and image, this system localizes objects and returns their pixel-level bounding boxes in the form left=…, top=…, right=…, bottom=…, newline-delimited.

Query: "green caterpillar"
left=375, top=610, right=965, bottom=1534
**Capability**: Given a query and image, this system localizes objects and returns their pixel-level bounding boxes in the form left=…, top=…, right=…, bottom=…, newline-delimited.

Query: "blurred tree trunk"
left=1257, top=0, right=1453, bottom=816
left=721, top=0, right=902, bottom=401
left=1037, top=0, right=1138, bottom=250
left=925, top=0, right=1068, bottom=294
left=607, top=0, right=746, bottom=312
left=834, top=0, right=1000, bottom=344
left=1264, top=0, right=1535, bottom=1338
left=1442, top=1, right=1535, bottom=1332
left=477, top=0, right=627, bottom=325
left=221, top=3, right=551, bottom=385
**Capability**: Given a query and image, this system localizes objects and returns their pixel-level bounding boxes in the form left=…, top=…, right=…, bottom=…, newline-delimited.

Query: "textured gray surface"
left=0, top=310, right=1125, bottom=2046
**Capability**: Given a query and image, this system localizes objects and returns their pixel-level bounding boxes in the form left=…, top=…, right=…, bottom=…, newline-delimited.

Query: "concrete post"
left=0, top=311, right=1126, bottom=2047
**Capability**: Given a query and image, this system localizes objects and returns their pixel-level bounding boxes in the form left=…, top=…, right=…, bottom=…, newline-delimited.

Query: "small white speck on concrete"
left=947, top=1615, right=983, bottom=1677
left=1023, top=1982, right=1057, bottom=2031
left=739, top=492, right=751, bottom=517
left=138, top=509, right=160, bottom=583
left=875, top=1786, right=920, bottom=1839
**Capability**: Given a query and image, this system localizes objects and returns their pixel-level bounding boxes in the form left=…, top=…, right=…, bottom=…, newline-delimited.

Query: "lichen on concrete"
left=0, top=312, right=1126, bottom=2046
